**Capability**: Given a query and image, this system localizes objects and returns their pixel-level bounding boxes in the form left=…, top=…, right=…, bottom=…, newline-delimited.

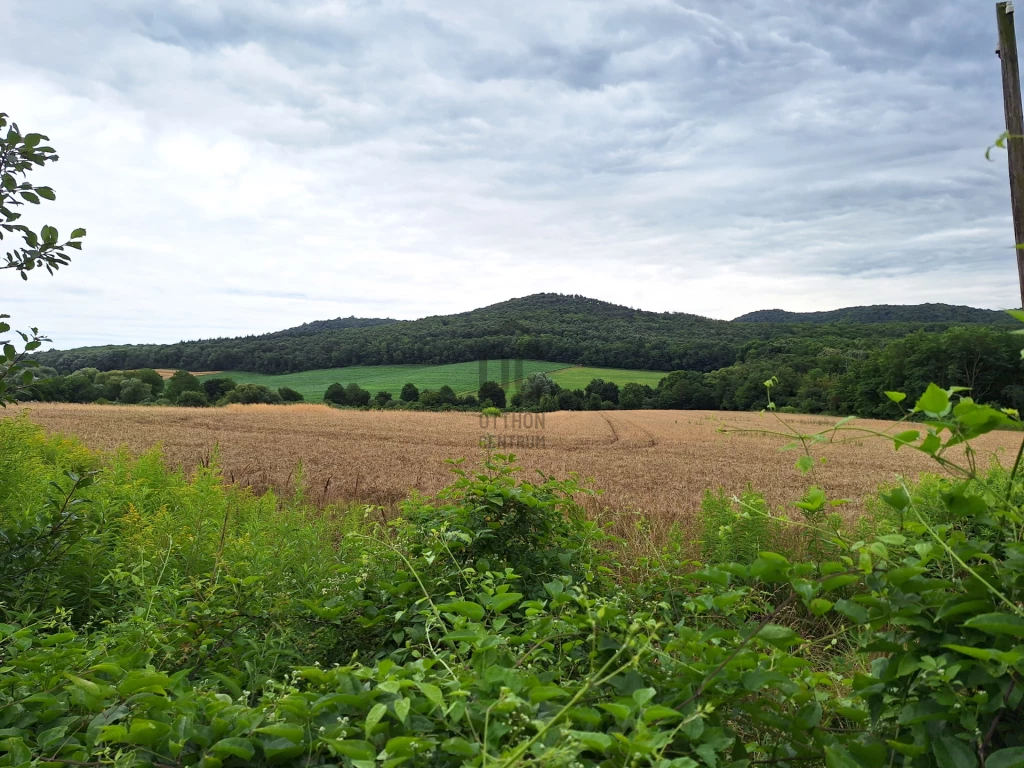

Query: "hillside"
left=732, top=303, right=1018, bottom=325
left=32, top=293, right=1017, bottom=375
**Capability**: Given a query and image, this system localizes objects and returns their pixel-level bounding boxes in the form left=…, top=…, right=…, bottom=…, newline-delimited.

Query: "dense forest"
left=26, top=294, right=1024, bottom=417
left=21, top=323, right=1024, bottom=419
left=732, top=303, right=1020, bottom=325
left=32, top=294, right=1022, bottom=375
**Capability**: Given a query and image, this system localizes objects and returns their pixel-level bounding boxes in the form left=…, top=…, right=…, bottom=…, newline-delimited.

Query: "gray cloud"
left=0, top=0, right=1017, bottom=347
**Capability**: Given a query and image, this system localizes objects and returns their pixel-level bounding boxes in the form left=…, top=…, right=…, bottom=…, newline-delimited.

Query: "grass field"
left=198, top=360, right=667, bottom=401
left=548, top=366, right=667, bottom=390
left=200, top=360, right=567, bottom=401
left=13, top=403, right=1020, bottom=546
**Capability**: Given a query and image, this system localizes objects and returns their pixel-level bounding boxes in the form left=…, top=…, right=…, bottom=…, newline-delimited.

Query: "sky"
left=0, top=0, right=1017, bottom=347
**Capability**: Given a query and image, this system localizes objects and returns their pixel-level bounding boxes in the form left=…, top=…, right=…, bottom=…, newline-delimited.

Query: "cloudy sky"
left=0, top=0, right=1016, bottom=346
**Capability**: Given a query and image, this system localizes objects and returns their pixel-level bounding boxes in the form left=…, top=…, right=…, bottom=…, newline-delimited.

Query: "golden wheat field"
left=9, top=403, right=1023, bottom=541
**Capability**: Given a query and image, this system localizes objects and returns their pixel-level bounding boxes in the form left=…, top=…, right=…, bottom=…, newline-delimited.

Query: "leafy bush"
left=164, top=369, right=203, bottom=402
left=225, top=383, right=282, bottom=405
left=176, top=389, right=209, bottom=407
left=278, top=386, right=304, bottom=402
left=400, top=382, right=419, bottom=402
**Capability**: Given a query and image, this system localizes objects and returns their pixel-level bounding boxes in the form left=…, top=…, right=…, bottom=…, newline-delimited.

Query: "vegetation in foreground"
left=3, top=384, right=1024, bottom=767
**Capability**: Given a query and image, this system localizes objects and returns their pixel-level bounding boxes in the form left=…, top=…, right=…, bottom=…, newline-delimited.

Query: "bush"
left=118, top=377, right=152, bottom=404
left=323, top=381, right=345, bottom=404
left=224, top=383, right=282, bottom=404
left=278, top=386, right=304, bottom=402
left=374, top=390, right=393, bottom=406
left=478, top=380, right=506, bottom=408
left=176, top=390, right=209, bottom=407
left=164, top=369, right=203, bottom=402
left=400, top=382, right=419, bottom=402
left=202, top=377, right=236, bottom=401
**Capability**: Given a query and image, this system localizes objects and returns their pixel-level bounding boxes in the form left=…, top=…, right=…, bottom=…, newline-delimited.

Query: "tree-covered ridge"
left=30, top=293, right=1018, bottom=376
left=733, top=302, right=1019, bottom=325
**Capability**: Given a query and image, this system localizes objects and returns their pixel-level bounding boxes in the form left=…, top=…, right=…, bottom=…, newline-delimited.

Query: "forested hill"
left=733, top=303, right=1018, bottom=326
left=32, top=293, right=1019, bottom=375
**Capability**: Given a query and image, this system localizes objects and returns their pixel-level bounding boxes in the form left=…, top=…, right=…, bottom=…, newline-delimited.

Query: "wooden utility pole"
left=997, top=1, right=1024, bottom=308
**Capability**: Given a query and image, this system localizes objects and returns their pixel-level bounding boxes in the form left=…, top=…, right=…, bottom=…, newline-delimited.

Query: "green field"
left=200, top=360, right=668, bottom=401
left=548, top=366, right=668, bottom=391
left=200, top=360, right=566, bottom=401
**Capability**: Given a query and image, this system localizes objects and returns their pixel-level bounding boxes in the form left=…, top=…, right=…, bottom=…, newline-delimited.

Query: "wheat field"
left=9, top=403, right=1021, bottom=541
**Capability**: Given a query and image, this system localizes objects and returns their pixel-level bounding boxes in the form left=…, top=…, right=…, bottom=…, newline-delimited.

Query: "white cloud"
left=0, top=0, right=1017, bottom=348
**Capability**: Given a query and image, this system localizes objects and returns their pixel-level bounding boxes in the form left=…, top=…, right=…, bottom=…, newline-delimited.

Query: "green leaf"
left=489, top=592, right=523, bottom=613
left=394, top=696, right=410, bottom=724
left=987, top=748, right=1024, bottom=768
left=127, top=719, right=170, bottom=746
left=796, top=455, right=814, bottom=474
left=885, top=391, right=907, bottom=404
left=322, top=739, right=376, bottom=761
left=436, top=601, right=485, bottom=621
left=598, top=702, right=632, bottom=721
left=70, top=227, right=86, bottom=239
left=755, top=624, right=800, bottom=648
left=826, top=745, right=864, bottom=768
left=821, top=573, right=859, bottom=592
left=809, top=598, right=833, bottom=616
left=915, top=383, right=951, bottom=416
left=117, top=670, right=170, bottom=695
left=642, top=705, right=682, bottom=723
left=365, top=702, right=387, bottom=737
left=441, top=737, right=478, bottom=757
left=933, top=736, right=977, bottom=768
left=416, top=682, right=443, bottom=708
left=894, top=430, right=919, bottom=449
left=209, top=737, right=256, bottom=761
left=572, top=730, right=613, bottom=753
left=964, top=613, right=1024, bottom=638
left=529, top=684, right=569, bottom=703
left=36, top=186, right=55, bottom=201
left=256, top=723, right=304, bottom=743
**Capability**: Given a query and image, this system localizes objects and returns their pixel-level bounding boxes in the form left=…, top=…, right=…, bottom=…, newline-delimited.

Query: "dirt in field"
left=9, top=403, right=1022, bottom=544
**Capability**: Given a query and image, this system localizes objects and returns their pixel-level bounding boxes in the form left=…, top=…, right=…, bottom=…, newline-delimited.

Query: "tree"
left=419, top=390, right=441, bottom=407
left=345, top=383, right=371, bottom=407
left=584, top=378, right=619, bottom=405
left=164, top=370, right=202, bottom=403
left=203, top=377, right=237, bottom=401
left=478, top=380, right=506, bottom=408
left=278, top=386, right=304, bottom=402
left=519, top=373, right=558, bottom=407
left=176, top=390, right=209, bottom=407
left=619, top=382, right=649, bottom=410
left=63, top=372, right=99, bottom=403
left=374, top=391, right=393, bottom=406
left=324, top=382, right=346, bottom=405
left=400, top=383, right=419, bottom=402
left=437, top=385, right=458, bottom=405
left=1, top=112, right=86, bottom=404
left=118, top=378, right=152, bottom=404
left=127, top=368, right=165, bottom=395
left=225, top=383, right=281, bottom=405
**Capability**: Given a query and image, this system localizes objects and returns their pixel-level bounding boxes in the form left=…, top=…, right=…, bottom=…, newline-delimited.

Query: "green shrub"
left=697, top=486, right=778, bottom=565
left=176, top=389, right=209, bottom=407
left=278, top=386, right=304, bottom=402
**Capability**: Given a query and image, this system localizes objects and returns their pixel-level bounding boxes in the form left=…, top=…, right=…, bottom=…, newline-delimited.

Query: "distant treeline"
left=18, top=324, right=1024, bottom=418
left=30, top=294, right=1018, bottom=376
